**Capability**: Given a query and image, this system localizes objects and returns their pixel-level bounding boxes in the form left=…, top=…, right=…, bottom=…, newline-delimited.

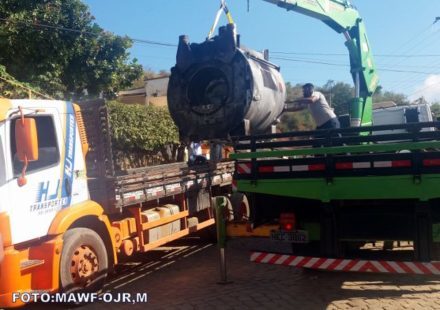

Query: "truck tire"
left=230, top=193, right=250, bottom=222
left=60, top=227, right=108, bottom=294
left=211, top=196, right=234, bottom=222
left=199, top=197, right=234, bottom=242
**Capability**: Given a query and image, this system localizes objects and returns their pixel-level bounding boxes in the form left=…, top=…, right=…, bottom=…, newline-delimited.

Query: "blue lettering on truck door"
left=61, top=102, right=76, bottom=208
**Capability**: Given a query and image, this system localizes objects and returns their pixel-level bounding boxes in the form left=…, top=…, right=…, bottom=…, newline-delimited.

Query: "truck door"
left=7, top=108, right=65, bottom=245
left=0, top=123, right=8, bottom=237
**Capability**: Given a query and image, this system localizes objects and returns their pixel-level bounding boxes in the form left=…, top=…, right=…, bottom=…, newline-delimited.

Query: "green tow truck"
left=232, top=123, right=440, bottom=262
left=229, top=0, right=440, bottom=266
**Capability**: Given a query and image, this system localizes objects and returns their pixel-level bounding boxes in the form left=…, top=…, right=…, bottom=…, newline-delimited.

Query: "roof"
left=118, top=76, right=170, bottom=99
left=373, top=101, right=397, bottom=110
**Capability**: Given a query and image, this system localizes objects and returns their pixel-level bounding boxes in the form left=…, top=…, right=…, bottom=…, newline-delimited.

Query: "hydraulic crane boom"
left=263, top=0, right=379, bottom=126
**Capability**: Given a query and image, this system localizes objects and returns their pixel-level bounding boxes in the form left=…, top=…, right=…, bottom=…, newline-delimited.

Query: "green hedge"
left=107, top=101, right=179, bottom=152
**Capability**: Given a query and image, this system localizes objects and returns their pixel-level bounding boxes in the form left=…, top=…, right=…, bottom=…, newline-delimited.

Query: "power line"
left=272, top=56, right=436, bottom=75
left=272, top=56, right=347, bottom=67
left=0, top=16, right=177, bottom=47
left=271, top=51, right=440, bottom=58
left=409, top=81, right=440, bottom=97
left=2, top=16, right=438, bottom=57
left=383, top=26, right=440, bottom=90
left=1, top=16, right=438, bottom=94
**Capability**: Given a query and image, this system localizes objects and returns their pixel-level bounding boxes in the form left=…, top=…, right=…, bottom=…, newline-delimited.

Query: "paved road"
left=27, top=237, right=440, bottom=309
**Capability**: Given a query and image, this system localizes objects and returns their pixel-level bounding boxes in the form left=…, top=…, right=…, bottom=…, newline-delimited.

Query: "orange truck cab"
left=0, top=99, right=233, bottom=307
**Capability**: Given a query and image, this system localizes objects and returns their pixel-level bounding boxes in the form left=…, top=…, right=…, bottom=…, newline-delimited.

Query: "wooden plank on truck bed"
left=114, top=161, right=235, bottom=208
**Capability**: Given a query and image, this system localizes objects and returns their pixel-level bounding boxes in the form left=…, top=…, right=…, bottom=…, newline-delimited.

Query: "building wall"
left=118, top=76, right=169, bottom=107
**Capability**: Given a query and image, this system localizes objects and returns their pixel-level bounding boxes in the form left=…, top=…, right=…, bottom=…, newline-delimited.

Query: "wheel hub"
left=70, top=245, right=99, bottom=286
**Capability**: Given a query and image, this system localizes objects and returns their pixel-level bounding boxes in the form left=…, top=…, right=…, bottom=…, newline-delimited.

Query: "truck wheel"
left=211, top=197, right=234, bottom=222
left=60, top=228, right=108, bottom=294
left=230, top=193, right=250, bottom=222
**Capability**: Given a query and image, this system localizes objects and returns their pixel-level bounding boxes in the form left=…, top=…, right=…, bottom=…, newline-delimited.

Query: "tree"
left=280, top=82, right=314, bottom=132
left=278, top=80, right=411, bottom=132
left=430, top=103, right=440, bottom=120
left=130, top=69, right=171, bottom=89
left=0, top=0, right=142, bottom=99
left=319, top=81, right=353, bottom=116
left=0, top=64, right=47, bottom=98
left=373, top=87, right=410, bottom=106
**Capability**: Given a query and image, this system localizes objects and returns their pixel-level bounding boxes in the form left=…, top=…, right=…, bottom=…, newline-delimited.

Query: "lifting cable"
left=207, top=0, right=235, bottom=40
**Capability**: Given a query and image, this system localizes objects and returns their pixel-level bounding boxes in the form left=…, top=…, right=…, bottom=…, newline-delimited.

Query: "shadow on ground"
left=25, top=237, right=440, bottom=310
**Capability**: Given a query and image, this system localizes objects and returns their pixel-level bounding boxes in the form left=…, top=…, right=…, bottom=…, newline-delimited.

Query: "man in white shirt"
left=286, top=83, right=340, bottom=130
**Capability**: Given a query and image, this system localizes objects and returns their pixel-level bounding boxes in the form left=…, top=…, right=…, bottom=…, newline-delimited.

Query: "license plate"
left=271, top=230, right=309, bottom=243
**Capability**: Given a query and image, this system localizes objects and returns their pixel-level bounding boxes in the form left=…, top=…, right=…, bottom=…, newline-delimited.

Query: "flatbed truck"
left=0, top=99, right=234, bottom=307
left=231, top=122, right=440, bottom=264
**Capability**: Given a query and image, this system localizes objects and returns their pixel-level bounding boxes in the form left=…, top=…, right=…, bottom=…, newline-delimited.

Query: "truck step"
left=20, top=259, right=45, bottom=271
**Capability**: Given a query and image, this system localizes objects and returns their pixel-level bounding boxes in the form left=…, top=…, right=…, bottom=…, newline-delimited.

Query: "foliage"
left=280, top=82, right=315, bottom=132
left=107, top=101, right=179, bottom=152
left=279, top=111, right=314, bottom=132
left=0, top=0, right=142, bottom=99
left=319, top=81, right=353, bottom=116
left=431, top=103, right=440, bottom=120
left=285, top=82, right=303, bottom=101
left=373, top=88, right=410, bottom=106
left=130, top=69, right=171, bottom=89
left=279, top=80, right=415, bottom=132
left=0, top=64, right=49, bottom=98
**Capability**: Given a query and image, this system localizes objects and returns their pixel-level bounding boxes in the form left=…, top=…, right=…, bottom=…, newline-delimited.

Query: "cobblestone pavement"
left=85, top=237, right=440, bottom=310
left=28, top=237, right=440, bottom=310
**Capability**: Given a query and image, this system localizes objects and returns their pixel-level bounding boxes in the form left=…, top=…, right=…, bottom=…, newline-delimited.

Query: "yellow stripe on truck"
left=47, top=200, right=118, bottom=265
left=0, top=99, right=12, bottom=122
left=0, top=212, right=11, bottom=247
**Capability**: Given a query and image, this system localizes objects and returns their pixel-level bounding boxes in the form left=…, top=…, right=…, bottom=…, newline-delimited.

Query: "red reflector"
left=284, top=223, right=293, bottom=231
left=391, top=160, right=411, bottom=168
left=309, top=164, right=325, bottom=171
left=423, top=159, right=440, bottom=167
left=280, top=213, right=296, bottom=231
left=335, top=162, right=353, bottom=170
left=259, top=166, right=274, bottom=173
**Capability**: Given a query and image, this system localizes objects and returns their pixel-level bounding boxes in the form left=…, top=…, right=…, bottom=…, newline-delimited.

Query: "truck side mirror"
left=15, top=118, right=39, bottom=186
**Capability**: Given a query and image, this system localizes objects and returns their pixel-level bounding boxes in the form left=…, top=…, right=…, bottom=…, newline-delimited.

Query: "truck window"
left=10, top=116, right=60, bottom=176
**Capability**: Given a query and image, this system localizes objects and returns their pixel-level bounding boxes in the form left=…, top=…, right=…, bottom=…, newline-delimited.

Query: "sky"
left=83, top=0, right=440, bottom=103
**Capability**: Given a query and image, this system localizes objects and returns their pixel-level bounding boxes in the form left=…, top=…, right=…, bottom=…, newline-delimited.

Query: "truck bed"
left=113, top=160, right=233, bottom=207
left=77, top=100, right=234, bottom=213
left=231, top=122, right=440, bottom=201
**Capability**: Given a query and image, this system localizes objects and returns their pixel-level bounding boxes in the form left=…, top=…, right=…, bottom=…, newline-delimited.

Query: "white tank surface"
left=168, top=24, right=286, bottom=141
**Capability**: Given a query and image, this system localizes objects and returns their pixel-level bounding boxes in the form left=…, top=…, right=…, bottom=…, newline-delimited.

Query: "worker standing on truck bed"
left=286, top=83, right=340, bottom=130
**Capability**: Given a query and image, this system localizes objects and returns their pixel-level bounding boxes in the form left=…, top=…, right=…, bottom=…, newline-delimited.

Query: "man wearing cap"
left=286, top=83, right=340, bottom=130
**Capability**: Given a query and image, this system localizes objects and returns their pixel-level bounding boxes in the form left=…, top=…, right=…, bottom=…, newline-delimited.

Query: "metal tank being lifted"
left=167, top=24, right=286, bottom=141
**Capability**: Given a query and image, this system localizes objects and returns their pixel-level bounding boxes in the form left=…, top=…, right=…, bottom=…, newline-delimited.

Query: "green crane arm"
left=263, top=0, right=379, bottom=126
